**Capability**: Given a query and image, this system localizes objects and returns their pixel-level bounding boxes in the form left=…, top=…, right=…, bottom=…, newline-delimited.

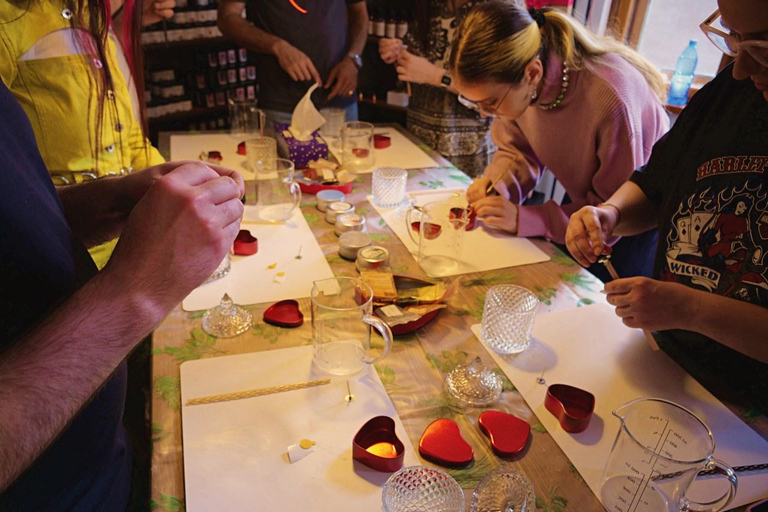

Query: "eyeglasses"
left=700, top=9, right=768, bottom=67
left=458, top=83, right=514, bottom=117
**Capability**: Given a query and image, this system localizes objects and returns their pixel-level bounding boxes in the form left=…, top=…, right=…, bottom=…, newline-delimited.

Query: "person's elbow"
left=216, top=2, right=243, bottom=37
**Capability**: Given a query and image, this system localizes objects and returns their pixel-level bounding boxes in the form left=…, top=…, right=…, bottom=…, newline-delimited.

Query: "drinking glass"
left=319, top=107, right=345, bottom=150
left=255, top=158, right=301, bottom=222
left=228, top=98, right=264, bottom=139
left=406, top=201, right=467, bottom=277
left=311, top=277, right=392, bottom=376
left=342, top=121, right=374, bottom=172
left=245, top=136, right=277, bottom=173
left=204, top=253, right=231, bottom=283
left=372, top=167, right=407, bottom=208
left=481, top=285, right=538, bottom=354
left=470, top=466, right=535, bottom=512
left=382, top=466, right=465, bottom=512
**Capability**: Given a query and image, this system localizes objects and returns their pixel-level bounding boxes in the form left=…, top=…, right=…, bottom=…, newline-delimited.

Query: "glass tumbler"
left=470, top=466, right=535, bottom=512
left=245, top=136, right=277, bottom=173
left=319, top=107, right=345, bottom=150
left=481, top=285, right=538, bottom=354
left=342, top=121, right=374, bottom=172
left=372, top=167, right=408, bottom=208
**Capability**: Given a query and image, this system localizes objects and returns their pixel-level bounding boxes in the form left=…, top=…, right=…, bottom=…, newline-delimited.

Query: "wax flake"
left=267, top=263, right=277, bottom=269
left=299, top=439, right=316, bottom=449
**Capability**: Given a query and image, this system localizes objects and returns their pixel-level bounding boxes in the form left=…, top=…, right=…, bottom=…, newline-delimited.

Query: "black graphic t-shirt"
left=631, top=65, right=768, bottom=412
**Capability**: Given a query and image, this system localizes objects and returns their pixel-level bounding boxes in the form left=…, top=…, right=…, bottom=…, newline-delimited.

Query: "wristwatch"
left=440, top=72, right=452, bottom=88
left=347, top=52, right=363, bottom=70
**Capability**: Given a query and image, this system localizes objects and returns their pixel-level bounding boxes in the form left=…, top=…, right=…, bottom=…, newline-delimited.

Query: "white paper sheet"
left=180, top=346, right=421, bottom=512
left=329, top=128, right=439, bottom=173
left=472, top=305, right=768, bottom=510
left=370, top=188, right=550, bottom=275
left=182, top=206, right=334, bottom=310
left=170, top=133, right=255, bottom=178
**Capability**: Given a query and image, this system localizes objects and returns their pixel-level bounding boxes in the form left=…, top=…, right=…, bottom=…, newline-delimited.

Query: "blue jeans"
left=261, top=102, right=358, bottom=137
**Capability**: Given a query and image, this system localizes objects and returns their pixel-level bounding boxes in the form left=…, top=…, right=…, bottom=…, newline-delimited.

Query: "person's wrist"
left=599, top=202, right=621, bottom=230
left=430, top=64, right=445, bottom=87
left=270, top=38, right=289, bottom=56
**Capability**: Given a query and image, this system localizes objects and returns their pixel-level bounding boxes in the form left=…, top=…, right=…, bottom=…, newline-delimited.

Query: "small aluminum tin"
left=356, top=245, right=390, bottom=271
left=316, top=189, right=345, bottom=212
left=325, top=201, right=354, bottom=224
left=338, top=231, right=372, bottom=260
left=335, top=213, right=366, bottom=236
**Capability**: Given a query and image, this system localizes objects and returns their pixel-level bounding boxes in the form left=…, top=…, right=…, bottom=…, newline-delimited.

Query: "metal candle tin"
left=338, top=231, right=372, bottom=260
left=356, top=245, right=390, bottom=271
left=316, top=189, right=345, bottom=212
left=325, top=201, right=354, bottom=224
left=335, top=213, right=366, bottom=236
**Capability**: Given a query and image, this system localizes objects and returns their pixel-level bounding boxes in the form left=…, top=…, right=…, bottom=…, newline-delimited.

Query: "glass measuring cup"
left=405, top=201, right=467, bottom=277
left=600, top=398, right=737, bottom=512
left=311, top=277, right=393, bottom=376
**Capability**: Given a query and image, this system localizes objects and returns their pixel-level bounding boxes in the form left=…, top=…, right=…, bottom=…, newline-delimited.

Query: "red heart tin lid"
left=478, top=410, right=531, bottom=457
left=263, top=299, right=304, bottom=328
left=418, top=418, right=473, bottom=467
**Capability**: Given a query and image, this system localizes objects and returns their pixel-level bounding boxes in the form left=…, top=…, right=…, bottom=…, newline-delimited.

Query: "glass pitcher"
left=600, top=398, right=737, bottom=512
left=228, top=98, right=265, bottom=139
left=405, top=201, right=468, bottom=277
left=311, top=277, right=393, bottom=376
left=254, top=158, right=301, bottom=221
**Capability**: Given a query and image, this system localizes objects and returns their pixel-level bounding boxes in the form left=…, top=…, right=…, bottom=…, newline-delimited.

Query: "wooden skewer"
left=599, top=255, right=660, bottom=351
left=186, top=378, right=331, bottom=406
left=241, top=219, right=285, bottom=226
left=406, top=81, right=412, bottom=97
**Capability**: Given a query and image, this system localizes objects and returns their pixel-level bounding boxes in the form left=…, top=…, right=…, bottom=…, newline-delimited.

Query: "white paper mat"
left=329, top=128, right=439, bottom=173
left=472, top=305, right=768, bottom=510
left=171, top=134, right=255, bottom=178
left=370, top=188, right=550, bottom=275
left=182, top=206, right=333, bottom=310
left=180, top=346, right=421, bottom=512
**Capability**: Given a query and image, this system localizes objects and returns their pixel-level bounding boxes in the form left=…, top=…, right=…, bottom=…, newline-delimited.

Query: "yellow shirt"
left=0, top=0, right=165, bottom=268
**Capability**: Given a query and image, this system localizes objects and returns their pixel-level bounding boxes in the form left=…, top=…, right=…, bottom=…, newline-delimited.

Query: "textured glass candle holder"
left=372, top=167, right=408, bottom=208
left=470, top=466, right=535, bottom=512
left=481, top=285, right=538, bottom=354
left=382, top=466, right=465, bottom=512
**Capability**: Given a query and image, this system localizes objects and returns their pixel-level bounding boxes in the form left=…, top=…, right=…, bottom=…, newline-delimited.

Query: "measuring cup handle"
left=361, top=314, right=392, bottom=365
left=405, top=207, right=421, bottom=246
left=686, top=458, right=738, bottom=512
left=290, top=181, right=302, bottom=210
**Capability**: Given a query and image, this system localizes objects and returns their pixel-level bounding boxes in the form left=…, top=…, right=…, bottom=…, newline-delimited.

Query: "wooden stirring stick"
left=186, top=378, right=331, bottom=406
left=599, top=255, right=660, bottom=351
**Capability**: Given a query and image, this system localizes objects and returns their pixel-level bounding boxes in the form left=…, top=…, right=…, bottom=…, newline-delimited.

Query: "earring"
left=531, top=89, right=538, bottom=101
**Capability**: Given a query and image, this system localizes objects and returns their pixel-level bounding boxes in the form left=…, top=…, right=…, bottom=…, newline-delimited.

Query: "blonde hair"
left=449, top=2, right=667, bottom=102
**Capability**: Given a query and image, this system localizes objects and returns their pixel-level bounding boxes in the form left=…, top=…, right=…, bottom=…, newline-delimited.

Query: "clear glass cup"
left=481, top=285, right=538, bottom=354
left=319, top=107, right=345, bottom=150
left=245, top=136, right=277, bottom=173
left=372, top=167, right=408, bottom=208
left=255, top=158, right=301, bottom=221
left=311, top=277, right=393, bottom=376
left=342, top=121, right=374, bottom=172
left=228, top=98, right=264, bottom=139
left=382, top=466, right=465, bottom=512
left=470, top=466, right=535, bottom=512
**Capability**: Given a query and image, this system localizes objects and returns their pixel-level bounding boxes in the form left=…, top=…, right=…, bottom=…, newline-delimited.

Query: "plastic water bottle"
left=668, top=40, right=698, bottom=106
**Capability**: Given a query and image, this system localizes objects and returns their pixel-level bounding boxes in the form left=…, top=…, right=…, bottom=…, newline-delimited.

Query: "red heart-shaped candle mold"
left=544, top=384, right=595, bottom=434
left=352, top=416, right=405, bottom=472
left=262, top=299, right=304, bottom=328
left=418, top=418, right=473, bottom=467
left=233, top=229, right=258, bottom=255
left=478, top=410, right=530, bottom=457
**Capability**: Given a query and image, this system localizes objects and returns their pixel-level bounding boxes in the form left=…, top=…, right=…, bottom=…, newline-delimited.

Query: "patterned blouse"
left=404, top=0, right=494, bottom=177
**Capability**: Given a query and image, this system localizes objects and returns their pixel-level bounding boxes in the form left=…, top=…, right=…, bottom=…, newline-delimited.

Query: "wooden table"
left=152, top=128, right=766, bottom=512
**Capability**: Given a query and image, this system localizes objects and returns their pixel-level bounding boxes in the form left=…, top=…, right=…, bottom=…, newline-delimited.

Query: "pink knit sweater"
left=486, top=52, right=669, bottom=243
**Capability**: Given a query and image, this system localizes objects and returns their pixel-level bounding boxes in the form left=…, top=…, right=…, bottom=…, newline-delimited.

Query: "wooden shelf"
left=149, top=105, right=227, bottom=124
left=142, top=36, right=228, bottom=51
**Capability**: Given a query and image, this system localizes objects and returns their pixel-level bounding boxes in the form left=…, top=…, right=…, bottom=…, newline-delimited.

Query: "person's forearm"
left=679, top=289, right=768, bottom=364
left=603, top=181, right=659, bottom=237
left=217, top=2, right=284, bottom=56
left=56, top=178, right=134, bottom=248
left=346, top=3, right=368, bottom=57
left=0, top=269, right=165, bottom=492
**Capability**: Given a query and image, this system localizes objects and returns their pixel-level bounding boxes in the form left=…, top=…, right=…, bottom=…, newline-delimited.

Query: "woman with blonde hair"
left=455, top=1, right=669, bottom=280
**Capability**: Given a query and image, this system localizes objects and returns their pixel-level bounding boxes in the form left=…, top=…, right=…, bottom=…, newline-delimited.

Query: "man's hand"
left=325, top=58, right=358, bottom=100
left=273, top=40, right=321, bottom=84
left=106, top=162, right=244, bottom=312
left=605, top=278, right=698, bottom=331
left=379, top=38, right=403, bottom=64
left=142, top=0, right=176, bottom=25
left=395, top=49, right=444, bottom=86
left=565, top=205, right=620, bottom=267
left=471, top=196, right=519, bottom=234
